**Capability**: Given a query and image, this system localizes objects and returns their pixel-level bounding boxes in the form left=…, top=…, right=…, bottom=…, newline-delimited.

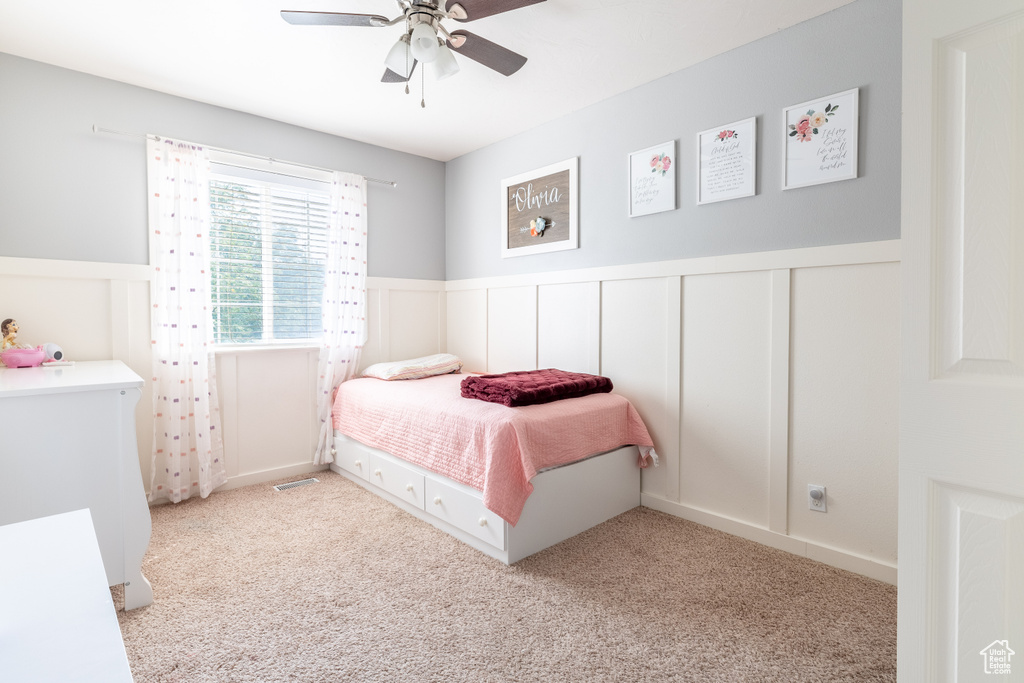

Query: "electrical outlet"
left=808, top=484, right=827, bottom=512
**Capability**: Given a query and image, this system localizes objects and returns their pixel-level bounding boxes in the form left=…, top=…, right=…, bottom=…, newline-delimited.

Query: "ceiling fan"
left=281, top=0, right=545, bottom=88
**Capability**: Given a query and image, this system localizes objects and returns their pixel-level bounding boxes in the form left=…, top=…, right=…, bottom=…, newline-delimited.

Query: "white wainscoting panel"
left=487, top=286, right=537, bottom=373
left=359, top=288, right=383, bottom=372
left=388, top=289, right=443, bottom=361
left=601, top=277, right=681, bottom=502
left=680, top=271, right=772, bottom=527
left=788, top=262, right=900, bottom=566
left=0, top=258, right=445, bottom=497
left=446, top=241, right=900, bottom=583
left=217, top=348, right=319, bottom=481
left=0, top=274, right=115, bottom=362
left=446, top=289, right=487, bottom=373
left=3, top=243, right=902, bottom=582
left=537, top=281, right=600, bottom=374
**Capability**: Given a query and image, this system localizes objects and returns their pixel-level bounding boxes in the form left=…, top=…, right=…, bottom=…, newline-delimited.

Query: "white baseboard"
left=220, top=462, right=330, bottom=492
left=641, top=493, right=897, bottom=585
left=148, top=462, right=330, bottom=503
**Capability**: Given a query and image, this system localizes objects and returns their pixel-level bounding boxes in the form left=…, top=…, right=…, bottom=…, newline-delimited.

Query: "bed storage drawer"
left=425, top=477, right=506, bottom=550
left=369, top=452, right=425, bottom=510
left=334, top=437, right=371, bottom=481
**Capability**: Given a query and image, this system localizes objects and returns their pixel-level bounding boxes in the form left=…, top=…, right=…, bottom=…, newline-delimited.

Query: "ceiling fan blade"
left=446, top=31, right=527, bottom=76
left=444, top=0, right=545, bottom=22
left=381, top=61, right=419, bottom=83
left=280, top=10, right=389, bottom=27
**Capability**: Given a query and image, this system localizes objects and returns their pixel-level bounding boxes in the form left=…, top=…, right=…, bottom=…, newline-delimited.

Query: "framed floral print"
left=697, top=117, right=756, bottom=205
left=629, top=141, right=676, bottom=217
left=783, top=88, right=859, bottom=190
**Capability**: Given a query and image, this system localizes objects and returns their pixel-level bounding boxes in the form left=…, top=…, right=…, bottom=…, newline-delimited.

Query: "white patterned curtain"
left=146, top=137, right=227, bottom=503
left=314, top=172, right=368, bottom=464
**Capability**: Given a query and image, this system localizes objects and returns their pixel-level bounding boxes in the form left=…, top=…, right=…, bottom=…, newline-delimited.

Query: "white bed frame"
left=330, top=433, right=641, bottom=564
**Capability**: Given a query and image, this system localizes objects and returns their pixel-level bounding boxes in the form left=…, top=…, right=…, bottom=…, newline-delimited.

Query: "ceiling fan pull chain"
left=421, top=64, right=426, bottom=108
left=405, top=43, right=411, bottom=95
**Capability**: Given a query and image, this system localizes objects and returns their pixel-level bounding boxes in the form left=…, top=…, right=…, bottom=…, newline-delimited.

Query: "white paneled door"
left=901, top=1, right=1024, bottom=681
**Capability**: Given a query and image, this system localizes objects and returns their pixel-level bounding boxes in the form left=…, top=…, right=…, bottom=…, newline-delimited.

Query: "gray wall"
left=444, top=0, right=901, bottom=280
left=0, top=53, right=447, bottom=280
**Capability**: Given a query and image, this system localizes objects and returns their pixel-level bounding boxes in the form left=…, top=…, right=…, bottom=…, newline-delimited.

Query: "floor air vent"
left=273, top=478, right=319, bottom=492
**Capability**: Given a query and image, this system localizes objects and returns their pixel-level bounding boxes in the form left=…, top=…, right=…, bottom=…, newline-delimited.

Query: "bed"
left=329, top=369, right=657, bottom=564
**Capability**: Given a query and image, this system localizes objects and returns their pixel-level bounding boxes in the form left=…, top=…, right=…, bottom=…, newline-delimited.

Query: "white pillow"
left=361, top=353, right=463, bottom=381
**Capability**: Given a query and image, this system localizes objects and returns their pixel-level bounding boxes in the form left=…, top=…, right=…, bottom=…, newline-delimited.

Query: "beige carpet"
left=116, top=471, right=896, bottom=682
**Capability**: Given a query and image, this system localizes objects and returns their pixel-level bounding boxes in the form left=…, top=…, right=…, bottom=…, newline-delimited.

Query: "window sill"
left=214, top=343, right=320, bottom=355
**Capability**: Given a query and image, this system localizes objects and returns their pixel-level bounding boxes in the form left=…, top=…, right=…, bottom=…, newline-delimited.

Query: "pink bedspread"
left=332, top=373, right=656, bottom=526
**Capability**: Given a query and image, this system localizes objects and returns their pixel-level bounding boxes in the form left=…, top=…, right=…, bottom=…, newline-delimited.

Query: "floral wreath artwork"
left=783, top=87, right=859, bottom=190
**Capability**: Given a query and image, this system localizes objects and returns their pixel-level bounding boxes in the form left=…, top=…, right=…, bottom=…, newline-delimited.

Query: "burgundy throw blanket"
left=460, top=368, right=613, bottom=407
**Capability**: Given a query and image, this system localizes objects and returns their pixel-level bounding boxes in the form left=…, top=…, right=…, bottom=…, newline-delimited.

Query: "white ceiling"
left=0, top=0, right=854, bottom=162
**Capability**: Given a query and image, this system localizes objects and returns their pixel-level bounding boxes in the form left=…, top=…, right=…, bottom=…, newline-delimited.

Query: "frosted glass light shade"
left=409, top=23, right=440, bottom=62
left=432, top=44, right=460, bottom=80
left=384, top=37, right=412, bottom=78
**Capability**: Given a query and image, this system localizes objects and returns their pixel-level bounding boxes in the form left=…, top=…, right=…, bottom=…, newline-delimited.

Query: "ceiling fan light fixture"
left=409, top=22, right=440, bottom=63
left=384, top=35, right=412, bottom=78
left=432, top=43, right=460, bottom=80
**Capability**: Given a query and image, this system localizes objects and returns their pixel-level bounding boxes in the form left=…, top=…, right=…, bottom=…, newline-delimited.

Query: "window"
left=208, top=159, right=331, bottom=345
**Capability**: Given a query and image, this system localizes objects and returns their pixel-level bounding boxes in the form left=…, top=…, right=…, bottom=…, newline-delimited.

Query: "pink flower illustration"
left=717, top=130, right=737, bottom=141
left=788, top=103, right=838, bottom=142
left=649, top=153, right=672, bottom=176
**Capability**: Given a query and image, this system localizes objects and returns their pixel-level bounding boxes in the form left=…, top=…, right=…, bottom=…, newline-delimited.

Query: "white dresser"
left=0, top=360, right=153, bottom=609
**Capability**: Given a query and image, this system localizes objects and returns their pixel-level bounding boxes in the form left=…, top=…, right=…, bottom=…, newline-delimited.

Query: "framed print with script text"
left=783, top=88, right=858, bottom=190
left=501, top=157, right=578, bottom=258
left=697, top=117, right=756, bottom=205
left=629, top=141, right=676, bottom=217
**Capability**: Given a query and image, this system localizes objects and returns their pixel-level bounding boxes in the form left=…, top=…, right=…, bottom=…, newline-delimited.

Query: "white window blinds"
left=208, top=168, right=330, bottom=344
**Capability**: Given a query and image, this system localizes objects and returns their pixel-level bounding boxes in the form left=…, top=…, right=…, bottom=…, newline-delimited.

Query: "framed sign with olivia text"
left=500, top=157, right=578, bottom=258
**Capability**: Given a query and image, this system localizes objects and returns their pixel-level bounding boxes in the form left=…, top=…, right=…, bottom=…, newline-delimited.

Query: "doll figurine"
left=2, top=318, right=20, bottom=350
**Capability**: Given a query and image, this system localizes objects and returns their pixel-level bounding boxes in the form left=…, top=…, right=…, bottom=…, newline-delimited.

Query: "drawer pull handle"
left=374, top=469, right=382, bottom=477
left=405, top=484, right=414, bottom=492
left=354, top=460, right=362, bottom=468
left=478, top=518, right=488, bottom=527
left=433, top=496, right=442, bottom=505
left=330, top=447, right=337, bottom=456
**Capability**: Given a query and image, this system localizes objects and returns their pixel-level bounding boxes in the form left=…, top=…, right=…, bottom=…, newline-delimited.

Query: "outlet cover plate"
left=808, top=484, right=827, bottom=512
